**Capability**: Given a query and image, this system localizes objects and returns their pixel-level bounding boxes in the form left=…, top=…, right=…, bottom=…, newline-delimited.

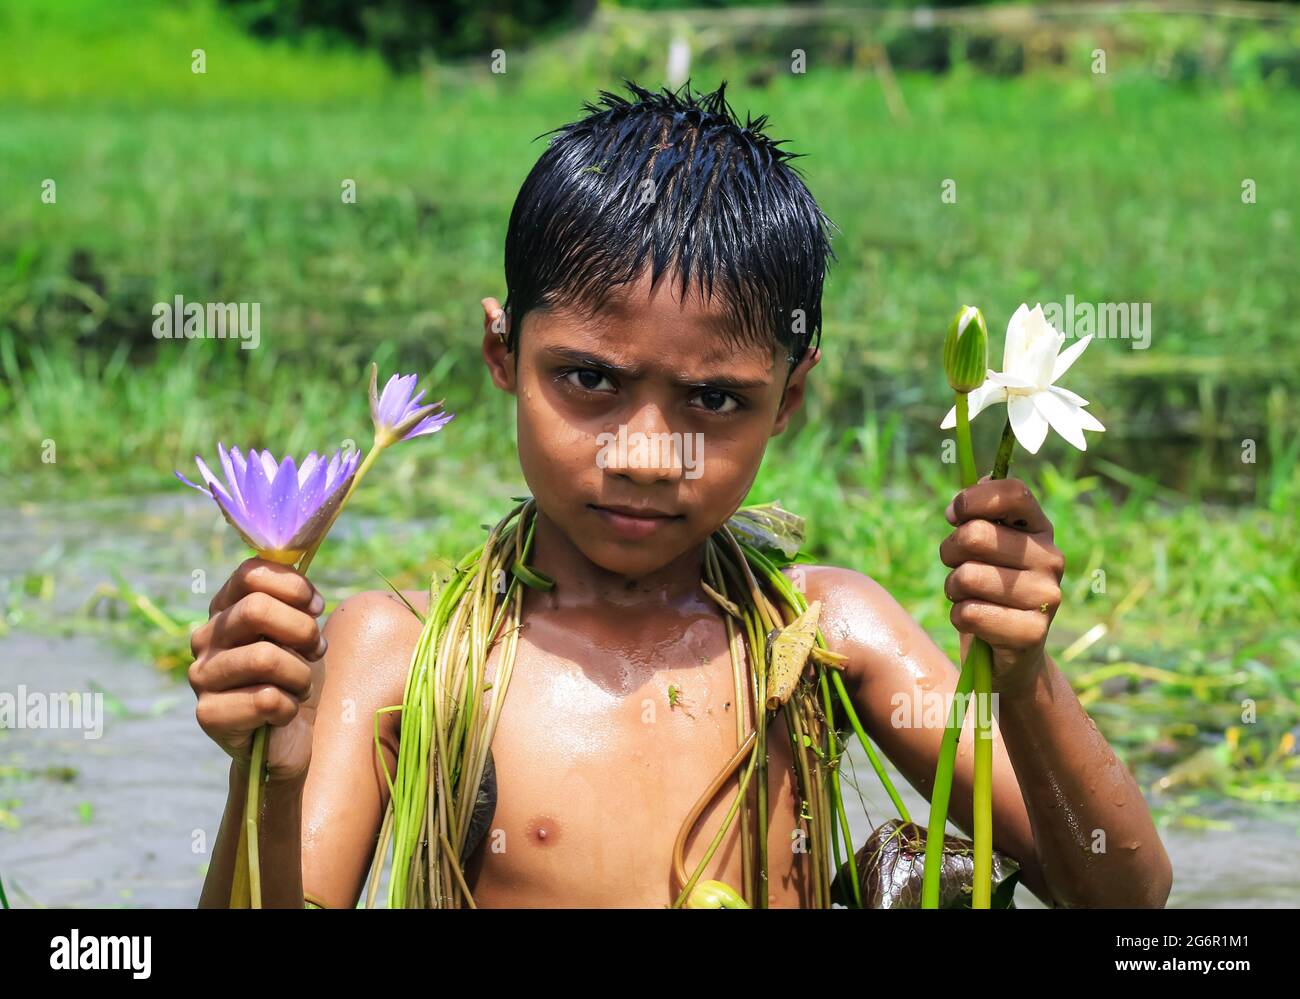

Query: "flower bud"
left=685, top=879, right=750, bottom=909
left=943, top=305, right=989, bottom=394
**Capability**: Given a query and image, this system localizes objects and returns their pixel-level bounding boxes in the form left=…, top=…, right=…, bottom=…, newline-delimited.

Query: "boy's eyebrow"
left=545, top=347, right=770, bottom=390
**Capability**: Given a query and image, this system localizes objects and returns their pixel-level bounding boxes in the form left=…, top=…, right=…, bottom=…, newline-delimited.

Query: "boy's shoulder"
left=320, top=588, right=429, bottom=715
left=778, top=562, right=924, bottom=686
left=780, top=562, right=897, bottom=618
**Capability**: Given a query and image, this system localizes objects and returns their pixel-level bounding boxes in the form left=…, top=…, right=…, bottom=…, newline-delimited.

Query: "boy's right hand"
left=189, top=557, right=328, bottom=783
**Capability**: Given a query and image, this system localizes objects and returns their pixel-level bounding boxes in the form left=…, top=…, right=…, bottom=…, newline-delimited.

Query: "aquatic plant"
left=925, top=303, right=1105, bottom=908
left=177, top=446, right=362, bottom=566
left=177, top=364, right=452, bottom=907
left=365, top=498, right=932, bottom=909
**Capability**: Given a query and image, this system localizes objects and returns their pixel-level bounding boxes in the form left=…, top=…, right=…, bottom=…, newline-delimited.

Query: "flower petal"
left=217, top=443, right=246, bottom=514
left=297, top=450, right=330, bottom=521
left=939, top=383, right=1006, bottom=429
left=193, top=456, right=238, bottom=509
left=1032, top=389, right=1089, bottom=451
left=965, top=382, right=1008, bottom=422
left=1051, top=334, right=1093, bottom=384
left=267, top=455, right=301, bottom=549
left=1002, top=303, right=1033, bottom=374
left=239, top=452, right=275, bottom=550
left=1008, top=394, right=1050, bottom=454
left=258, top=449, right=280, bottom=484
left=403, top=409, right=455, bottom=440
left=1047, top=384, right=1091, bottom=408
left=175, top=469, right=213, bottom=498
left=1021, top=309, right=1063, bottom=388
left=287, top=452, right=360, bottom=551
left=985, top=371, right=1037, bottom=391
left=1075, top=406, right=1106, bottom=433
left=297, top=451, right=320, bottom=486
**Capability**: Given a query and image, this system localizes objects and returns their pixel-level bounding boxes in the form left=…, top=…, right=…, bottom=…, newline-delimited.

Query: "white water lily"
left=940, top=303, right=1106, bottom=453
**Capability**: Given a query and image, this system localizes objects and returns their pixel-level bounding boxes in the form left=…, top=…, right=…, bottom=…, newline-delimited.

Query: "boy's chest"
left=460, top=607, right=817, bottom=908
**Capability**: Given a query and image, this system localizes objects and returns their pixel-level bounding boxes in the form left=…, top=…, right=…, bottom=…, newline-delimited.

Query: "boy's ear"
left=771, top=346, right=820, bottom=438
left=481, top=297, right=516, bottom=393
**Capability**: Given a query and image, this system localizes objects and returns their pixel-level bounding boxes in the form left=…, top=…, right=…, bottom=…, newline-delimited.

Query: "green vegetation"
left=1, top=0, right=1297, bottom=819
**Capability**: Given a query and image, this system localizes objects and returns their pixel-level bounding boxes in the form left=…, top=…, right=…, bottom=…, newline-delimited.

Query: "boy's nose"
left=602, top=404, right=685, bottom=484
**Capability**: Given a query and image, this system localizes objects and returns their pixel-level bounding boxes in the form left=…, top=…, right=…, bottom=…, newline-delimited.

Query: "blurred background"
left=0, top=0, right=1297, bottom=908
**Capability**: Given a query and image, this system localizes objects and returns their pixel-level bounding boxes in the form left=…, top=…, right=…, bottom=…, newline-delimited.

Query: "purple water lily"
left=369, top=363, right=455, bottom=445
left=176, top=444, right=362, bottom=563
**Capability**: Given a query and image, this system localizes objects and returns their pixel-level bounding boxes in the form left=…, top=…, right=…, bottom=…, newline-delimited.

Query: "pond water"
left=0, top=495, right=1295, bottom=907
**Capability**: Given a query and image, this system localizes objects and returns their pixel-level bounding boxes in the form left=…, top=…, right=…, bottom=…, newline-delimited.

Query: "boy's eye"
left=559, top=367, right=743, bottom=415
left=562, top=368, right=615, bottom=393
left=692, top=388, right=742, bottom=415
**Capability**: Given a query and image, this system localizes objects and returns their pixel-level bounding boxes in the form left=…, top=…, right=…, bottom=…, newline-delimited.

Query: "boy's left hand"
left=939, top=477, right=1064, bottom=695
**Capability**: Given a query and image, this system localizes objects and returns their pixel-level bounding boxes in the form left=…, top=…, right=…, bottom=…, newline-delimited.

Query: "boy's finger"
left=949, top=600, right=1052, bottom=649
left=944, top=562, right=1060, bottom=612
left=209, top=558, right=323, bottom=618
left=204, top=591, right=326, bottom=659
left=940, top=521, right=1065, bottom=575
left=195, top=685, right=301, bottom=737
left=945, top=478, right=1050, bottom=533
left=189, top=642, right=314, bottom=701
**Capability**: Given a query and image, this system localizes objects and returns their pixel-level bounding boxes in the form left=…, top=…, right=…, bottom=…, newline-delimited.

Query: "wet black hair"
left=501, top=78, right=838, bottom=371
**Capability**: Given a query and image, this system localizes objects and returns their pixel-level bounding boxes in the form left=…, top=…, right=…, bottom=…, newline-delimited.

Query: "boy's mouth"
left=587, top=503, right=683, bottom=539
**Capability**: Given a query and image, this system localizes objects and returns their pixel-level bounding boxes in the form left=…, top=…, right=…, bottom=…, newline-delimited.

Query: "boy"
left=190, top=81, right=1172, bottom=908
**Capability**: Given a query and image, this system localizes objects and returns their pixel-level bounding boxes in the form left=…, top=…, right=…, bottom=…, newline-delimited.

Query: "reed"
left=365, top=501, right=913, bottom=908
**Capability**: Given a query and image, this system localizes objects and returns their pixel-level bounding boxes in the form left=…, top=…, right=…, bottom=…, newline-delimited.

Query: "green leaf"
left=726, top=501, right=805, bottom=563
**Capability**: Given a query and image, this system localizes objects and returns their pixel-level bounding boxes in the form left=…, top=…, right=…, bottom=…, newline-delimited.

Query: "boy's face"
left=482, top=268, right=819, bottom=579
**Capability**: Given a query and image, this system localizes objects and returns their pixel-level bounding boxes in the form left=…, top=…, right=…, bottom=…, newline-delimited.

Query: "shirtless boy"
left=190, top=81, right=1172, bottom=909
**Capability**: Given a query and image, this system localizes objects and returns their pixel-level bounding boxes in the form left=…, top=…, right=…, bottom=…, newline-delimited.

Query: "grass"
left=2, top=65, right=1297, bottom=497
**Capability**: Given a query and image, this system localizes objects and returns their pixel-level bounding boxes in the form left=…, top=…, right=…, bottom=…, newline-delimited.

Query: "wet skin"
left=193, top=269, right=1172, bottom=908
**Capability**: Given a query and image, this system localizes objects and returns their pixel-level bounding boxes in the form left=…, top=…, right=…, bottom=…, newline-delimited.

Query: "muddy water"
left=0, top=496, right=1296, bottom=907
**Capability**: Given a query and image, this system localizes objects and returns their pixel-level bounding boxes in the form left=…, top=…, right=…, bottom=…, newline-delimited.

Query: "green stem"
left=919, top=648, right=977, bottom=908
left=242, top=441, right=384, bottom=907
left=973, top=647, right=993, bottom=908
left=244, top=726, right=267, bottom=908
left=955, top=392, right=977, bottom=486
left=672, top=739, right=760, bottom=909
left=922, top=413, right=1014, bottom=909
left=738, top=540, right=909, bottom=906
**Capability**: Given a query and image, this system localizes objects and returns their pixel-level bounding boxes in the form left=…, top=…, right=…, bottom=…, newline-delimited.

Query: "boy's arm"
left=800, top=541, right=1171, bottom=907
left=297, top=591, right=423, bottom=907
left=191, top=563, right=418, bottom=908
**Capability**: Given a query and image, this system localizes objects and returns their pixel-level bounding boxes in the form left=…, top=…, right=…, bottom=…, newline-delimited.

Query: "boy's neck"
left=526, top=508, right=707, bottom=612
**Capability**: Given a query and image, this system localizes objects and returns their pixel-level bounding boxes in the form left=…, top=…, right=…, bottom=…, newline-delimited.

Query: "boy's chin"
left=563, top=515, right=706, bottom=579
left=580, top=543, right=689, bottom=579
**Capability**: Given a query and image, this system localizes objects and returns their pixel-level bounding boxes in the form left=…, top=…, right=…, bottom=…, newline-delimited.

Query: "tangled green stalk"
left=364, top=500, right=911, bottom=908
